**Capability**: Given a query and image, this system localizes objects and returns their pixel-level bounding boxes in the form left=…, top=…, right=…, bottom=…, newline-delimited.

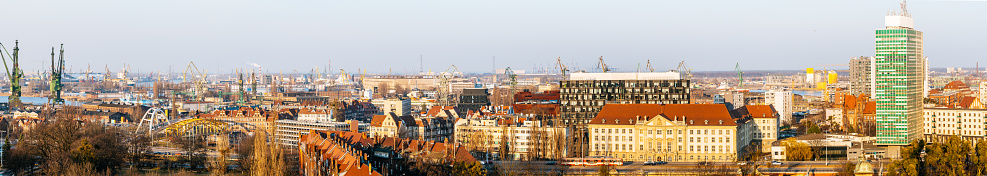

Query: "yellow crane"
left=555, top=57, right=569, bottom=78
left=598, top=56, right=610, bottom=73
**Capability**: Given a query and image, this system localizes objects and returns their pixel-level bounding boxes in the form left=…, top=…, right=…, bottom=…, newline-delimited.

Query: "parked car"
left=655, top=161, right=668, bottom=165
left=771, top=161, right=783, bottom=165
left=737, top=162, right=748, bottom=166
left=698, top=161, right=713, bottom=165
left=545, top=161, right=557, bottom=165
left=644, top=161, right=655, bottom=165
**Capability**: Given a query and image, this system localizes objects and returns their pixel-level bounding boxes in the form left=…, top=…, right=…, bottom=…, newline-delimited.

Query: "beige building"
left=923, top=108, right=987, bottom=143
left=735, top=105, right=780, bottom=151
left=586, top=104, right=749, bottom=162
left=454, top=116, right=567, bottom=160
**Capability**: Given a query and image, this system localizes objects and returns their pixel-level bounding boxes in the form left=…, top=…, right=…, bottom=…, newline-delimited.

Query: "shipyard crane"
left=0, top=41, right=24, bottom=108
left=735, top=63, right=743, bottom=88
left=646, top=59, right=655, bottom=72
left=182, top=61, right=208, bottom=101
left=437, top=65, right=462, bottom=106
left=555, top=57, right=569, bottom=78
left=49, top=44, right=66, bottom=105
left=597, top=56, right=611, bottom=73
left=676, top=61, right=693, bottom=80
left=504, top=67, right=518, bottom=107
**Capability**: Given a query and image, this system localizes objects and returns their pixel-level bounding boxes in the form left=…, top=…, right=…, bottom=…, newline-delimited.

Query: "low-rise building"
left=734, top=105, right=780, bottom=151
left=454, top=116, right=567, bottom=160
left=586, top=104, right=747, bottom=162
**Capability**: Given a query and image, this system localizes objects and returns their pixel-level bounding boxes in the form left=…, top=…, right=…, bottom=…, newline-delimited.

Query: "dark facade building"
left=559, top=72, right=690, bottom=157
left=457, top=88, right=490, bottom=114
left=560, top=72, right=691, bottom=125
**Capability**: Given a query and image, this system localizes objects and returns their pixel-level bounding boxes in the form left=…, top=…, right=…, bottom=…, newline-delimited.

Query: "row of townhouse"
left=453, top=114, right=567, bottom=160
left=586, top=104, right=780, bottom=162
left=297, top=130, right=476, bottom=176
left=368, top=106, right=456, bottom=142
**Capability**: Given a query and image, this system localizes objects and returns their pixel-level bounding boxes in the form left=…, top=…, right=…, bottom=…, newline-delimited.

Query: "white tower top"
left=885, top=0, right=914, bottom=28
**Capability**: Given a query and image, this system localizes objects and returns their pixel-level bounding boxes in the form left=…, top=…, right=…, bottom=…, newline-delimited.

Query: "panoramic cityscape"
left=1, top=0, right=985, bottom=175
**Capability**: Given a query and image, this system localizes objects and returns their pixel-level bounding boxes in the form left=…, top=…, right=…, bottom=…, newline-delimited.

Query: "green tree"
left=888, top=158, right=921, bottom=176
left=782, top=138, right=812, bottom=161
left=834, top=161, right=857, bottom=176
left=971, top=140, right=987, bottom=176
left=924, top=136, right=970, bottom=176
left=887, top=139, right=926, bottom=176
left=597, top=164, right=612, bottom=176
left=452, top=161, right=486, bottom=176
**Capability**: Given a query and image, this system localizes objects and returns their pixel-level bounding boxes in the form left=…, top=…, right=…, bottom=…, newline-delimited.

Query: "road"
left=491, top=160, right=890, bottom=175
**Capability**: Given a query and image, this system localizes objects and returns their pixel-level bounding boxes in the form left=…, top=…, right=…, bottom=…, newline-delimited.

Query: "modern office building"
left=849, top=56, right=874, bottom=97
left=560, top=72, right=690, bottom=125
left=874, top=1, right=924, bottom=145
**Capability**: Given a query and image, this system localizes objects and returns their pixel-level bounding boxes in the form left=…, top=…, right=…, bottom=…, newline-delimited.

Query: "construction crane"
left=735, top=63, right=743, bottom=88
left=49, top=44, right=66, bottom=105
left=0, top=41, right=23, bottom=109
left=676, top=61, right=693, bottom=80
left=437, top=65, right=462, bottom=106
left=646, top=59, right=655, bottom=72
left=555, top=57, right=569, bottom=78
left=597, top=56, right=611, bottom=73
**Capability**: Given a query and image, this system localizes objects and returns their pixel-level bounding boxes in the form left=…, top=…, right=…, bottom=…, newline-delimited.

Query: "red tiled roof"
left=864, top=101, right=876, bottom=114
left=737, top=105, right=778, bottom=118
left=589, top=104, right=737, bottom=126
left=959, top=96, right=977, bottom=109
left=944, top=81, right=969, bottom=90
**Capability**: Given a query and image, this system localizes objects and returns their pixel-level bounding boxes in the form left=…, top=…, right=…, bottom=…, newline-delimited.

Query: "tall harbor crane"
left=676, top=61, right=693, bottom=80
left=736, top=63, right=743, bottom=88
left=646, top=59, right=655, bottom=72
left=597, top=56, right=611, bottom=73
left=437, top=65, right=462, bottom=106
left=0, top=41, right=24, bottom=108
left=555, top=57, right=569, bottom=78
left=49, top=44, right=66, bottom=104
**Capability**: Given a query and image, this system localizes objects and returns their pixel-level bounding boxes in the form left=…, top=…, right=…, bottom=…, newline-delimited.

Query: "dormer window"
left=719, top=120, right=723, bottom=125
left=602, top=119, right=607, bottom=123
left=616, top=120, right=620, bottom=124
left=689, top=120, right=694, bottom=124
left=704, top=120, right=708, bottom=125
left=630, top=119, right=634, bottom=124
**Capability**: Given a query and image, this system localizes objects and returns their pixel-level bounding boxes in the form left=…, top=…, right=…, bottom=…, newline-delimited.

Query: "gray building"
left=849, top=56, right=873, bottom=97
left=457, top=88, right=490, bottom=114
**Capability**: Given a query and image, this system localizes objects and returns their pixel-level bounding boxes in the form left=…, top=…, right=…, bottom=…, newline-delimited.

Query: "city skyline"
left=2, top=0, right=986, bottom=74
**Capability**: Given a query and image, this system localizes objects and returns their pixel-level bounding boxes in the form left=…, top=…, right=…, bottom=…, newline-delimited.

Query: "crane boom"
left=598, top=56, right=610, bottom=73
left=555, top=57, right=569, bottom=78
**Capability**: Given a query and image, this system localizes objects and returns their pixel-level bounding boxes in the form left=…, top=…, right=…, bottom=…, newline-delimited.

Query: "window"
left=690, top=130, right=694, bottom=134
left=630, top=129, right=633, bottom=133
left=629, top=137, right=633, bottom=141
left=678, top=130, right=682, bottom=134
left=641, top=145, right=644, bottom=150
left=649, top=130, right=653, bottom=134
left=690, top=137, right=694, bottom=142
left=690, top=146, right=694, bottom=152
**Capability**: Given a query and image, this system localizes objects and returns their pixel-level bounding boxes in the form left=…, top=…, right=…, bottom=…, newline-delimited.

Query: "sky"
left=1, top=0, right=985, bottom=74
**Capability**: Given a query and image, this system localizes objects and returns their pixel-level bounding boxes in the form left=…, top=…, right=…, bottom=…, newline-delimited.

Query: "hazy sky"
left=1, top=0, right=985, bottom=74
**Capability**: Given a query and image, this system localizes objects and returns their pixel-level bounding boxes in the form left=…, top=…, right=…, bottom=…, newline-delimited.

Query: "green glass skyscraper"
left=875, top=0, right=924, bottom=145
